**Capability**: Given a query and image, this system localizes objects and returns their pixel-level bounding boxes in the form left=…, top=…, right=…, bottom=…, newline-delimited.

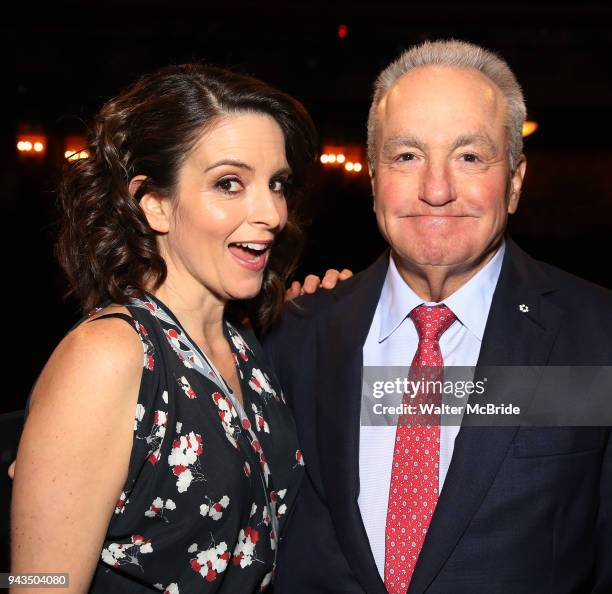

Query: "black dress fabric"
left=83, top=291, right=304, bottom=593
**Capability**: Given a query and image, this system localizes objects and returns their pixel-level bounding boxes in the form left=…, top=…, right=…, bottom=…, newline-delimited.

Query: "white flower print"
left=232, top=352, right=245, bottom=380
left=189, top=538, right=231, bottom=583
left=211, top=392, right=240, bottom=448
left=232, top=526, right=262, bottom=568
left=165, top=328, right=181, bottom=350
left=101, top=535, right=153, bottom=569
left=270, top=528, right=276, bottom=552
left=134, top=403, right=145, bottom=431
left=168, top=432, right=205, bottom=493
left=114, top=491, right=129, bottom=515
left=248, top=436, right=271, bottom=485
left=270, top=489, right=288, bottom=519
left=163, top=328, right=198, bottom=370
left=200, top=495, right=230, bottom=521
left=248, top=368, right=277, bottom=402
left=230, top=331, right=250, bottom=362
left=145, top=497, right=176, bottom=522
left=138, top=409, right=168, bottom=465
left=134, top=321, right=155, bottom=371
left=295, top=449, right=305, bottom=467
left=179, top=353, right=194, bottom=369
left=251, top=403, right=270, bottom=434
left=260, top=571, right=273, bottom=591
left=178, top=375, right=197, bottom=399
left=164, top=584, right=179, bottom=594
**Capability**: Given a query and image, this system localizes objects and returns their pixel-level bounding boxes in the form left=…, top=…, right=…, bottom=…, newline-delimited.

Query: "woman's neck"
left=150, top=278, right=227, bottom=350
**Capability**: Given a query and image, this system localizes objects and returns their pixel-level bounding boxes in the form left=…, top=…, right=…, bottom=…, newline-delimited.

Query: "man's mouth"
left=406, top=214, right=473, bottom=218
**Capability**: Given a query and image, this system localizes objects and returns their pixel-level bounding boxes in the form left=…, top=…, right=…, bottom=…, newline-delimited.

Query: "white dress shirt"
left=359, top=242, right=505, bottom=579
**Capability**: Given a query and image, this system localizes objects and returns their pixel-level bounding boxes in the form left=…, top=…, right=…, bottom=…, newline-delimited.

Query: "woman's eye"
left=216, top=177, right=242, bottom=194
left=269, top=178, right=288, bottom=194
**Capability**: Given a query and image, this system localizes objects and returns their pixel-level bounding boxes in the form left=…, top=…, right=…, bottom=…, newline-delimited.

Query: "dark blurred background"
left=1, top=0, right=612, bottom=571
left=3, top=0, right=612, bottom=413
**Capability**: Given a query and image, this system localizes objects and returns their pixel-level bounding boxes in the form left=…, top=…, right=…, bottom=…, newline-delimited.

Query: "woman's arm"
left=10, top=316, right=143, bottom=593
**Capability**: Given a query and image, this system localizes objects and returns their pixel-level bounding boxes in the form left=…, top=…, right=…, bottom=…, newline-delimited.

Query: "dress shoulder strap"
left=87, top=312, right=135, bottom=324
left=86, top=312, right=140, bottom=334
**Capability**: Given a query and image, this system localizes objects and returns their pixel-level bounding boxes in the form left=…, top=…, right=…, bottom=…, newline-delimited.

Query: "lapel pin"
left=519, top=304, right=529, bottom=313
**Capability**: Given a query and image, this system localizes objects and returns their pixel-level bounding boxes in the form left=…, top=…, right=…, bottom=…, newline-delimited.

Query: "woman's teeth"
left=233, top=242, right=268, bottom=252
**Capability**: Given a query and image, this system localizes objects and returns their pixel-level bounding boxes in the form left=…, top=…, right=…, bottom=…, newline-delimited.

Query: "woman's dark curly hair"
left=57, top=64, right=317, bottom=331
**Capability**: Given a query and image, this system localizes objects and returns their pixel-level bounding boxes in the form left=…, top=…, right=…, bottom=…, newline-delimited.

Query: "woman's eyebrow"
left=204, top=159, right=254, bottom=173
left=272, top=166, right=292, bottom=177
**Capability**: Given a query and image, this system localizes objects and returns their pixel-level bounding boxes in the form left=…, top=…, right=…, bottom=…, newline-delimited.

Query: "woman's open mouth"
left=228, top=241, right=272, bottom=272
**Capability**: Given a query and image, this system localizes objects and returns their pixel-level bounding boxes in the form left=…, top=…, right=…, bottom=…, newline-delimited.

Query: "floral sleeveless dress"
left=85, top=291, right=304, bottom=593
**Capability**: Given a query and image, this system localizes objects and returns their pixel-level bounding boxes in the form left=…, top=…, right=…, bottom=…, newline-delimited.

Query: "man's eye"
left=396, top=153, right=416, bottom=162
left=216, top=177, right=242, bottom=193
left=461, top=153, right=480, bottom=163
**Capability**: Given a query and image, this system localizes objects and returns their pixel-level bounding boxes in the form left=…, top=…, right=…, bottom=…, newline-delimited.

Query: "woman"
left=10, top=64, right=317, bottom=593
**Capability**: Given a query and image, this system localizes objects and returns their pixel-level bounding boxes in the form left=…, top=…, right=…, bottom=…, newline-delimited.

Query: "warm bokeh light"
left=65, top=150, right=90, bottom=161
left=321, top=144, right=365, bottom=175
left=338, top=24, right=347, bottom=39
left=522, top=120, right=538, bottom=137
left=17, top=135, right=46, bottom=155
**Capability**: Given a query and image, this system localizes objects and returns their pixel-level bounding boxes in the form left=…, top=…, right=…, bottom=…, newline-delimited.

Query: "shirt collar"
left=378, top=241, right=505, bottom=343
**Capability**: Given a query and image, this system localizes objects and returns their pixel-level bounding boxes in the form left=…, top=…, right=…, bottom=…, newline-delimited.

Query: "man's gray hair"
left=367, top=39, right=527, bottom=172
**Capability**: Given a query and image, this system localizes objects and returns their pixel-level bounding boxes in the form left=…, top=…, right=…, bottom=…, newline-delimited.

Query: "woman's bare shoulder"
left=29, top=304, right=144, bottom=411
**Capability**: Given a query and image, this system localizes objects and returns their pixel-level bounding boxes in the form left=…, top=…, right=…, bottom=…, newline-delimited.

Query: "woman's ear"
left=129, top=175, right=171, bottom=234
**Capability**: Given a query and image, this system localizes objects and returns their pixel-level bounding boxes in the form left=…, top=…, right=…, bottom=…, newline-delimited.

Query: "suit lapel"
left=316, top=251, right=390, bottom=594
left=407, top=238, right=565, bottom=593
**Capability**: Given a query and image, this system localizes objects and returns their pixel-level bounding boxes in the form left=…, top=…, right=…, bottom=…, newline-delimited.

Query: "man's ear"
left=507, top=154, right=527, bottom=215
left=369, top=166, right=377, bottom=213
left=129, top=175, right=171, bottom=234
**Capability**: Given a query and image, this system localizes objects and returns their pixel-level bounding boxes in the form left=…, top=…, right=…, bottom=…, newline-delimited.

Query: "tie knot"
left=410, top=304, right=456, bottom=340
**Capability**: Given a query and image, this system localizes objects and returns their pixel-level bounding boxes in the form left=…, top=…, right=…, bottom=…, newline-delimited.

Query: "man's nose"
left=419, top=161, right=456, bottom=206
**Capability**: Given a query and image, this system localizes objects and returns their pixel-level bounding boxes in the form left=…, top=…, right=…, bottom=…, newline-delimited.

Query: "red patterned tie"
left=384, top=304, right=456, bottom=593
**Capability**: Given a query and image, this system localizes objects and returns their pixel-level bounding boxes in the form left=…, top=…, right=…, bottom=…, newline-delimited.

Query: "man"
left=264, top=40, right=612, bottom=593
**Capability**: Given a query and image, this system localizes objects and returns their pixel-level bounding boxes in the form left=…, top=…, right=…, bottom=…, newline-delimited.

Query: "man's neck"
left=392, top=243, right=503, bottom=302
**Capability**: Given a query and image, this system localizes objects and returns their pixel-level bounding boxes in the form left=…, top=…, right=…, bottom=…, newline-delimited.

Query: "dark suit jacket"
left=263, top=238, right=612, bottom=594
